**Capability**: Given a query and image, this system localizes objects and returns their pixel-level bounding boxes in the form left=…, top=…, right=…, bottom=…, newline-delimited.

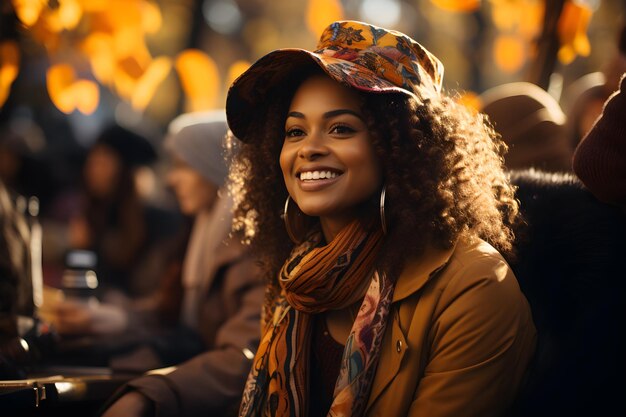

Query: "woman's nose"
left=297, top=131, right=329, bottom=160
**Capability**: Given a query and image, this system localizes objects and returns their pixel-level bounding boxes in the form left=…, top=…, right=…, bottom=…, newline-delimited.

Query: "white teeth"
left=299, top=170, right=337, bottom=180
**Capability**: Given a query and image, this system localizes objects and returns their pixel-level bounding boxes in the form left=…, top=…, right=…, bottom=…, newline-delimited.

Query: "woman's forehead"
left=288, top=75, right=363, bottom=113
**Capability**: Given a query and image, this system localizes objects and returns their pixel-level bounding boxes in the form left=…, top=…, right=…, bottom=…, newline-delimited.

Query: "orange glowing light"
left=47, top=64, right=100, bottom=114
left=494, top=35, right=526, bottom=74
left=518, top=1, right=544, bottom=38
left=131, top=56, right=172, bottom=110
left=457, top=91, right=482, bottom=113
left=77, top=0, right=108, bottom=13
left=114, top=56, right=148, bottom=100
left=0, top=41, right=20, bottom=85
left=175, top=49, right=220, bottom=111
left=47, top=64, right=77, bottom=113
left=557, top=1, right=592, bottom=64
left=44, top=0, right=83, bottom=32
left=142, top=1, right=163, bottom=34
left=82, top=33, right=116, bottom=84
left=72, top=79, right=100, bottom=114
left=0, top=41, right=21, bottom=108
left=227, top=60, right=251, bottom=87
left=306, top=0, right=344, bottom=37
left=113, top=27, right=149, bottom=60
left=490, top=0, right=518, bottom=31
left=430, top=0, right=480, bottom=13
left=11, top=0, right=46, bottom=27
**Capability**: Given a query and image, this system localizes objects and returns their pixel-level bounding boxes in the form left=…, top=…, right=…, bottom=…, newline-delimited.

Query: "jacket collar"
left=392, top=242, right=456, bottom=302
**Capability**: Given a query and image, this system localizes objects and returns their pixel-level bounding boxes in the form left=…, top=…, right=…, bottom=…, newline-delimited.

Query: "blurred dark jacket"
left=506, top=169, right=626, bottom=417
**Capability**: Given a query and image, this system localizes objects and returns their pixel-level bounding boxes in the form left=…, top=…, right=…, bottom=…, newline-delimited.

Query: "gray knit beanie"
left=165, top=111, right=230, bottom=187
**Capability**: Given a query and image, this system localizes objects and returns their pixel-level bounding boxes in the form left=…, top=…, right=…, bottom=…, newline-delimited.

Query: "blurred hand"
left=53, top=300, right=128, bottom=335
left=101, top=391, right=154, bottom=417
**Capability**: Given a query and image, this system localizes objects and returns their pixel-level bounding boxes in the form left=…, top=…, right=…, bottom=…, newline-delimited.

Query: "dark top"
left=309, top=315, right=345, bottom=417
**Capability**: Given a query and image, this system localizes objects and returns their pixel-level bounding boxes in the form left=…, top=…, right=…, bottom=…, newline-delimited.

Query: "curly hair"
left=228, top=70, right=519, bottom=282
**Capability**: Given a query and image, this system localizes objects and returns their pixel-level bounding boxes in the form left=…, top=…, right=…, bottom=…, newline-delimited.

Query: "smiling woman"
left=226, top=20, right=536, bottom=417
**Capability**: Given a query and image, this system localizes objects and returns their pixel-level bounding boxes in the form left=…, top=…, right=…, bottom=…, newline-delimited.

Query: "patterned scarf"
left=239, top=220, right=395, bottom=417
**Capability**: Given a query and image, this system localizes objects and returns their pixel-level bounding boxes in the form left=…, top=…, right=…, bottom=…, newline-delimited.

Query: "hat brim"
left=226, top=49, right=415, bottom=141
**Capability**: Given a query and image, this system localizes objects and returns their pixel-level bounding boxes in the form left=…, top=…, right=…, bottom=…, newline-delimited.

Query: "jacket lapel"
left=365, top=244, right=456, bottom=412
left=392, top=244, right=456, bottom=302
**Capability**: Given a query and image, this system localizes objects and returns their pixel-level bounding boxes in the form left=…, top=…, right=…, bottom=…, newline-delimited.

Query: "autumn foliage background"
left=0, top=0, right=623, bottom=195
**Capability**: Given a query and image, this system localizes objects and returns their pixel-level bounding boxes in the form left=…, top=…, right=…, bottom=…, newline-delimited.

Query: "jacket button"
left=396, top=340, right=402, bottom=353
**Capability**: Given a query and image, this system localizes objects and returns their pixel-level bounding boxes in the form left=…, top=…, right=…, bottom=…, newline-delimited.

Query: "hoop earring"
left=283, top=196, right=309, bottom=244
left=380, top=185, right=387, bottom=235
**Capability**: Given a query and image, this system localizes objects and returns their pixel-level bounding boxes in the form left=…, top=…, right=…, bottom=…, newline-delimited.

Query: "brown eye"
left=330, top=124, right=356, bottom=135
left=285, top=128, right=306, bottom=139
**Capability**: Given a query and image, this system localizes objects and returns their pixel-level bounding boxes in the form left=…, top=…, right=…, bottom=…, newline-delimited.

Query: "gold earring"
left=283, top=196, right=309, bottom=243
left=380, top=185, right=387, bottom=234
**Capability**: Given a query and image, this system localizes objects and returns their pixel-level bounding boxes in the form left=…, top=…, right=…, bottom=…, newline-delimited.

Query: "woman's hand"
left=101, top=391, right=154, bottom=417
left=53, top=300, right=127, bottom=335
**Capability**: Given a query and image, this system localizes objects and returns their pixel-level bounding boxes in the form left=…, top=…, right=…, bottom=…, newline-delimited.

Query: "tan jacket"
left=365, top=238, right=536, bottom=417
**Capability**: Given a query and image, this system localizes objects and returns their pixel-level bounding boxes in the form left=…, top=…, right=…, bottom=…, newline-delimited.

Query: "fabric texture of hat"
left=573, top=73, right=626, bottom=205
left=96, top=124, right=157, bottom=167
left=226, top=20, right=444, bottom=141
left=479, top=82, right=572, bottom=172
left=164, top=110, right=230, bottom=187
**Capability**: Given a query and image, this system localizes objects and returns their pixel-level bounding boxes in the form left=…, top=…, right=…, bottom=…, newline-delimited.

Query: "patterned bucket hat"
left=226, top=20, right=444, bottom=141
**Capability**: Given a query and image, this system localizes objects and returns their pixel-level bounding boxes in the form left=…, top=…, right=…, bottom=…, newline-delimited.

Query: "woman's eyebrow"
left=323, top=109, right=364, bottom=120
left=286, top=109, right=364, bottom=121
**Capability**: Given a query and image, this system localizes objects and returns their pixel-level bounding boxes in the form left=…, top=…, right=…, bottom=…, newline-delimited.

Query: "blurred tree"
left=527, top=0, right=566, bottom=89
left=0, top=0, right=227, bottom=117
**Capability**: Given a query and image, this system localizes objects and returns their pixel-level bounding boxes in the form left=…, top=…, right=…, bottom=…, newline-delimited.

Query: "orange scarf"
left=240, top=220, right=394, bottom=416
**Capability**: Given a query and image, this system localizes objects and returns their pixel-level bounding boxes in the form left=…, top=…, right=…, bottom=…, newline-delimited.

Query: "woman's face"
left=167, top=156, right=218, bottom=215
left=280, top=74, right=382, bottom=240
left=84, top=144, right=122, bottom=198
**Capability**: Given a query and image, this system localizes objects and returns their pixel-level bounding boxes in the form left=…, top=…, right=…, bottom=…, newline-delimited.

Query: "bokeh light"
left=359, top=0, right=402, bottom=27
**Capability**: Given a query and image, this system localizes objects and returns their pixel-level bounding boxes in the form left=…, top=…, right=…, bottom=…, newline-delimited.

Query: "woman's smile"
left=296, top=166, right=343, bottom=191
left=298, top=170, right=339, bottom=181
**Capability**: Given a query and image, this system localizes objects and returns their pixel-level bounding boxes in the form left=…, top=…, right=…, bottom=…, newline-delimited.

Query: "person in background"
left=0, top=180, right=32, bottom=321
left=563, top=23, right=626, bottom=150
left=225, top=20, right=535, bottom=417
left=0, top=179, right=31, bottom=378
left=570, top=70, right=626, bottom=417
left=66, top=123, right=181, bottom=299
left=572, top=72, right=626, bottom=212
left=0, top=179, right=33, bottom=367
left=479, top=82, right=572, bottom=172
left=504, top=71, right=626, bottom=417
left=0, top=179, right=56, bottom=379
left=59, top=111, right=264, bottom=417
left=504, top=168, right=626, bottom=417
